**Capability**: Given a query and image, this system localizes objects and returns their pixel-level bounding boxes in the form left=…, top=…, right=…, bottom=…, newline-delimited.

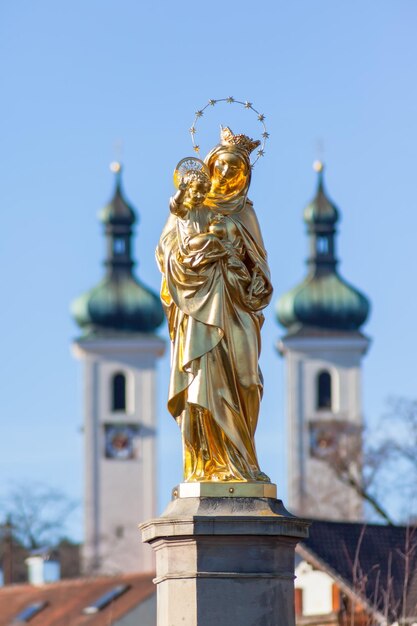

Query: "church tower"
left=71, top=163, right=165, bottom=574
left=276, top=163, right=370, bottom=521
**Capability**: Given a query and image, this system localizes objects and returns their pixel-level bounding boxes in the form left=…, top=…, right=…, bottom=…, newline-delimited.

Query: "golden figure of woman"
left=157, top=127, right=273, bottom=482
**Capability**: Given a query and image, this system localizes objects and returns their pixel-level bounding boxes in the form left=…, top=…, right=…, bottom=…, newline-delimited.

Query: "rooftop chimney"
left=25, top=548, right=60, bottom=586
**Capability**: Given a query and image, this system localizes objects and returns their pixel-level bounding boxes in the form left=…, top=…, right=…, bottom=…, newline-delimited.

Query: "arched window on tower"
left=316, top=236, right=329, bottom=255
left=112, top=372, right=126, bottom=412
left=113, top=238, right=126, bottom=255
left=317, top=370, right=332, bottom=410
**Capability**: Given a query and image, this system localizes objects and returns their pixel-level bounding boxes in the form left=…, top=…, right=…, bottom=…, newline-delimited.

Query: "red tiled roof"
left=0, top=572, right=155, bottom=626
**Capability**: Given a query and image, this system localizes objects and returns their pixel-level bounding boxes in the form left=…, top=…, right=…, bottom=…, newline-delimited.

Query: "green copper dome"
left=276, top=164, right=370, bottom=333
left=71, top=164, right=164, bottom=335
left=72, top=274, right=164, bottom=335
left=277, top=273, right=370, bottom=331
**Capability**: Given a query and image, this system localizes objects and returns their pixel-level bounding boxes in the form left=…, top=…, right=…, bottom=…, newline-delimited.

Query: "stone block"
left=140, top=492, right=309, bottom=626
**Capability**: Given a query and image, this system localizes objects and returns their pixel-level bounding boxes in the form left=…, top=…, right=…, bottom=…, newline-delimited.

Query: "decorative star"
left=193, top=145, right=200, bottom=153
left=226, top=96, right=234, bottom=103
left=262, top=131, right=270, bottom=139
left=208, top=99, right=217, bottom=106
left=189, top=127, right=196, bottom=135
left=257, top=114, right=265, bottom=122
left=195, top=110, right=203, bottom=118
left=257, top=149, right=265, bottom=157
left=244, top=101, right=253, bottom=109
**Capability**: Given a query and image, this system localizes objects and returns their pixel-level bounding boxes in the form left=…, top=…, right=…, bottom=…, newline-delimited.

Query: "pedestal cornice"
left=140, top=495, right=310, bottom=543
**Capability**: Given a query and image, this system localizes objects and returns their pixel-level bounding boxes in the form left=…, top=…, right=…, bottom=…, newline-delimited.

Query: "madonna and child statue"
left=156, top=99, right=274, bottom=486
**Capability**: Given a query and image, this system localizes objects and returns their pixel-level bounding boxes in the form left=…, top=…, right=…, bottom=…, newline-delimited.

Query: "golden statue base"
left=172, top=481, right=277, bottom=499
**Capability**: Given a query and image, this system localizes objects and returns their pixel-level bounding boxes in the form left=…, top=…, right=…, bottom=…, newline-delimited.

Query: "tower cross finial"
left=314, top=138, right=325, bottom=163
left=113, top=138, right=124, bottom=164
left=110, top=139, right=124, bottom=177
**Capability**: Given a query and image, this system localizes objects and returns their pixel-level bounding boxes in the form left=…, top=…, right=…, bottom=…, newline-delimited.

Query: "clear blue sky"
left=1, top=1, right=416, bottom=540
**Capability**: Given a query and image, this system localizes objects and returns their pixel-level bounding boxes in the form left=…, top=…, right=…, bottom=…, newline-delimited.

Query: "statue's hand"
left=244, top=269, right=271, bottom=311
left=249, top=274, right=265, bottom=298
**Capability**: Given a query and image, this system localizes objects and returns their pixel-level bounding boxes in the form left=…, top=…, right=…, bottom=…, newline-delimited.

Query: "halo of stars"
left=189, top=98, right=269, bottom=167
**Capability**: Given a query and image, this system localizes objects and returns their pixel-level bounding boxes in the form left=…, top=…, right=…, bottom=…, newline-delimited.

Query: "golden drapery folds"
left=156, top=135, right=273, bottom=482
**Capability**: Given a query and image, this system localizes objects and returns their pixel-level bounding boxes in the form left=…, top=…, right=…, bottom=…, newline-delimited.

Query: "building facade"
left=276, top=164, right=370, bottom=520
left=71, top=164, right=164, bottom=574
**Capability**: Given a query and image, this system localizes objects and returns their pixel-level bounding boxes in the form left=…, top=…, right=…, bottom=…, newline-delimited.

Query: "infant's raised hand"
left=179, top=177, right=188, bottom=191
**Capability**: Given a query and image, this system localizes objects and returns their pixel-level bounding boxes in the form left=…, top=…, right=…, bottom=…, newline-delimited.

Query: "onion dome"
left=71, top=163, right=164, bottom=336
left=276, top=163, right=370, bottom=333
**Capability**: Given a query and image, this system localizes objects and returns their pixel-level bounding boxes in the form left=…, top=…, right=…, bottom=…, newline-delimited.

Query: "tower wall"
left=278, top=333, right=370, bottom=520
left=73, top=335, right=165, bottom=574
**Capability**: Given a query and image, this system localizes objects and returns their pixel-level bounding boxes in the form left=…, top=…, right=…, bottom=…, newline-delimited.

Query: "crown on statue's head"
left=220, top=126, right=261, bottom=156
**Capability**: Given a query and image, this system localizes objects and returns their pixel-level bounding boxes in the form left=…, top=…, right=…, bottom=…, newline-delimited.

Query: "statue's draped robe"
left=157, top=147, right=273, bottom=481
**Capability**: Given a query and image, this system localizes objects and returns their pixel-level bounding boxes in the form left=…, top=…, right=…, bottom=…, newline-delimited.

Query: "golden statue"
left=156, top=126, right=273, bottom=483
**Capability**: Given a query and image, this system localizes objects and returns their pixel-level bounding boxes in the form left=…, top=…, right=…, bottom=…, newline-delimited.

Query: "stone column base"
left=140, top=489, right=309, bottom=626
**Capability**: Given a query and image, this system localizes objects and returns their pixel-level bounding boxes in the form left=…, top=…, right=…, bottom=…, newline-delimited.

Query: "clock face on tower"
left=309, top=419, right=360, bottom=461
left=105, top=424, right=139, bottom=460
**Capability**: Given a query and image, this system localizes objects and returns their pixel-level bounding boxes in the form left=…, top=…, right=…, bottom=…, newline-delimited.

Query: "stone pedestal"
left=140, top=484, right=309, bottom=626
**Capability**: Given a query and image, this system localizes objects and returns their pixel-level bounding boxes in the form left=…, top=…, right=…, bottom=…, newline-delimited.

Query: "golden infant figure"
left=169, top=169, right=251, bottom=282
left=169, top=169, right=231, bottom=268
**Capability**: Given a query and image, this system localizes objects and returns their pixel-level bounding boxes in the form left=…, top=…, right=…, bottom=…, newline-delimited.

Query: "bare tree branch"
left=0, top=483, right=78, bottom=550
left=315, top=397, right=417, bottom=525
